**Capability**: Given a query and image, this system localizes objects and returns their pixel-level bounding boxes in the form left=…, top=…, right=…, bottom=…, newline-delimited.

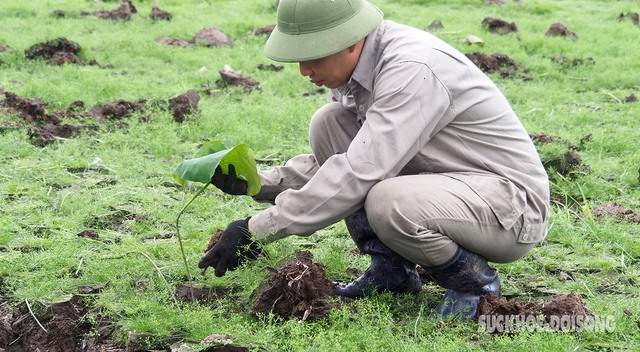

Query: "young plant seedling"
left=172, top=141, right=260, bottom=301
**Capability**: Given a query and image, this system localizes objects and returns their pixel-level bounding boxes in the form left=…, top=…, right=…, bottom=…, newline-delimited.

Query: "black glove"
left=198, top=217, right=261, bottom=277
left=211, top=164, right=248, bottom=195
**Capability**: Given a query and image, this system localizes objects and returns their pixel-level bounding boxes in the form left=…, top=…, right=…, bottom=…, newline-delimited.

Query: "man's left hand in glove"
left=198, top=217, right=262, bottom=277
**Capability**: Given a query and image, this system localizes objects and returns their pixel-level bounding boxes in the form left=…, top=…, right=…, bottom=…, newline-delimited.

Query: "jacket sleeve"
left=251, top=62, right=454, bottom=242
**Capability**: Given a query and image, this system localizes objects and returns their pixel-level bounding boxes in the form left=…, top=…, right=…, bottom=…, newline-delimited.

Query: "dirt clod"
left=218, top=70, right=260, bottom=91
left=90, top=99, right=146, bottom=122
left=250, top=251, right=338, bottom=321
left=253, top=24, right=276, bottom=36
left=477, top=292, right=590, bottom=332
left=543, top=150, right=588, bottom=178
left=529, top=133, right=559, bottom=144
left=193, top=28, right=233, bottom=47
left=427, top=20, right=444, bottom=31
left=465, top=52, right=520, bottom=78
left=590, top=202, right=640, bottom=223
left=0, top=299, right=114, bottom=352
left=24, top=38, right=83, bottom=65
left=150, top=6, right=172, bottom=21
left=545, top=23, right=577, bottom=40
left=81, top=0, right=136, bottom=20
left=482, top=17, right=518, bottom=34
left=169, top=89, right=200, bottom=123
left=205, top=229, right=224, bottom=253
left=618, top=12, right=639, bottom=25
left=257, top=63, right=284, bottom=71
left=158, top=37, right=194, bottom=47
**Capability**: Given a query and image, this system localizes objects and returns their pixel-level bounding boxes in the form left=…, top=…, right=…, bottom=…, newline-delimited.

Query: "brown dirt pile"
left=250, top=251, right=338, bottom=321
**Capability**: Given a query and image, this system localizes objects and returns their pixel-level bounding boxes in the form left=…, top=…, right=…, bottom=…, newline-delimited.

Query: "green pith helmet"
left=264, top=0, right=383, bottom=63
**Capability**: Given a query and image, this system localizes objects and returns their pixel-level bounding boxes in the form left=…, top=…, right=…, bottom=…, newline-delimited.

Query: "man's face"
left=298, top=46, right=359, bottom=89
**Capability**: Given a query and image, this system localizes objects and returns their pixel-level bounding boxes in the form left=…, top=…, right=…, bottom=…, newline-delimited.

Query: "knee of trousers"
left=308, top=102, right=357, bottom=163
left=363, top=181, right=409, bottom=247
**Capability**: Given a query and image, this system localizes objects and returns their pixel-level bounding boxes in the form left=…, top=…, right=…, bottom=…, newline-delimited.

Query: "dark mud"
left=81, top=0, right=137, bottom=21
left=250, top=251, right=338, bottom=321
left=150, top=6, right=172, bottom=21
left=256, top=63, right=284, bottom=72
left=174, top=283, right=234, bottom=306
left=482, top=17, right=518, bottom=34
left=529, top=133, right=559, bottom=145
left=618, top=12, right=639, bottom=25
left=157, top=37, right=194, bottom=47
left=24, top=38, right=83, bottom=65
left=205, top=228, right=224, bottom=253
left=427, top=20, right=444, bottom=31
left=218, top=69, right=260, bottom=91
left=590, top=202, right=640, bottom=223
left=169, top=89, right=200, bottom=123
left=193, top=28, right=233, bottom=47
left=0, top=297, right=118, bottom=352
left=1, top=90, right=150, bottom=146
left=477, top=292, right=591, bottom=332
left=253, top=24, right=276, bottom=36
left=534, top=134, right=592, bottom=179
left=624, top=94, right=637, bottom=103
left=545, top=23, right=578, bottom=40
left=465, top=52, right=527, bottom=79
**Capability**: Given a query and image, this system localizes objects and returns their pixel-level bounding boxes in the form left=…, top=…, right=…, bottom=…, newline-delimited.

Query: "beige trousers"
left=309, top=103, right=535, bottom=267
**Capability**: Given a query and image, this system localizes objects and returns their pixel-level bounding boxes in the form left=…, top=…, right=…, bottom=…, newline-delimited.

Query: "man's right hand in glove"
left=198, top=217, right=261, bottom=277
left=210, top=164, right=248, bottom=195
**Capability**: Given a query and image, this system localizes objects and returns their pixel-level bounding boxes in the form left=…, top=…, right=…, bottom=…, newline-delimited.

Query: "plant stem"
left=175, top=182, right=210, bottom=303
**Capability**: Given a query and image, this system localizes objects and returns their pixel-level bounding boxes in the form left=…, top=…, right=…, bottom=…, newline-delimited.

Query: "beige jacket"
left=251, top=20, right=550, bottom=243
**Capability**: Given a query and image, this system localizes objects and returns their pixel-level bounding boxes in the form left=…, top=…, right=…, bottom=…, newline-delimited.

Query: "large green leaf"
left=172, top=142, right=261, bottom=196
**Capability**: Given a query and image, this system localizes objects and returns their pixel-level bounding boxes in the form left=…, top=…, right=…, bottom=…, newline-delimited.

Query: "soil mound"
left=482, top=17, right=518, bottom=34
left=250, top=251, right=338, bottom=321
left=590, top=202, right=640, bottom=223
left=0, top=298, right=116, bottom=351
left=545, top=23, right=577, bottom=40
left=465, top=52, right=520, bottom=78
left=477, top=292, right=591, bottom=332
left=81, top=0, right=136, bottom=20
left=24, top=38, right=82, bottom=65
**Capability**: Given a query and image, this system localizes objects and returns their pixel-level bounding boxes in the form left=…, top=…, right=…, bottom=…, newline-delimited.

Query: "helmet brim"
left=264, top=1, right=383, bottom=63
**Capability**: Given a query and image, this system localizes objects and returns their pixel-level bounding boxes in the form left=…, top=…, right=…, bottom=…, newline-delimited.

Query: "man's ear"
left=348, top=39, right=365, bottom=54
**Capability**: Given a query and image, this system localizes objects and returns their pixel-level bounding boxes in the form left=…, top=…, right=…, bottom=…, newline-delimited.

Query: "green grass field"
left=1, top=0, right=639, bottom=350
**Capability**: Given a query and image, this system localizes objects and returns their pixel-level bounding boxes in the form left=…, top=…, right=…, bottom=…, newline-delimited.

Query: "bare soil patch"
left=1, top=90, right=151, bottom=146
left=477, top=292, right=591, bottom=332
left=174, top=283, right=234, bottom=306
left=590, top=202, right=640, bottom=223
left=0, top=297, right=118, bottom=352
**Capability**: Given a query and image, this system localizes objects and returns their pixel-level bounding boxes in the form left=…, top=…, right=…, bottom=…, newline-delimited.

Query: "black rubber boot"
left=333, top=208, right=422, bottom=298
left=425, top=246, right=501, bottom=320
